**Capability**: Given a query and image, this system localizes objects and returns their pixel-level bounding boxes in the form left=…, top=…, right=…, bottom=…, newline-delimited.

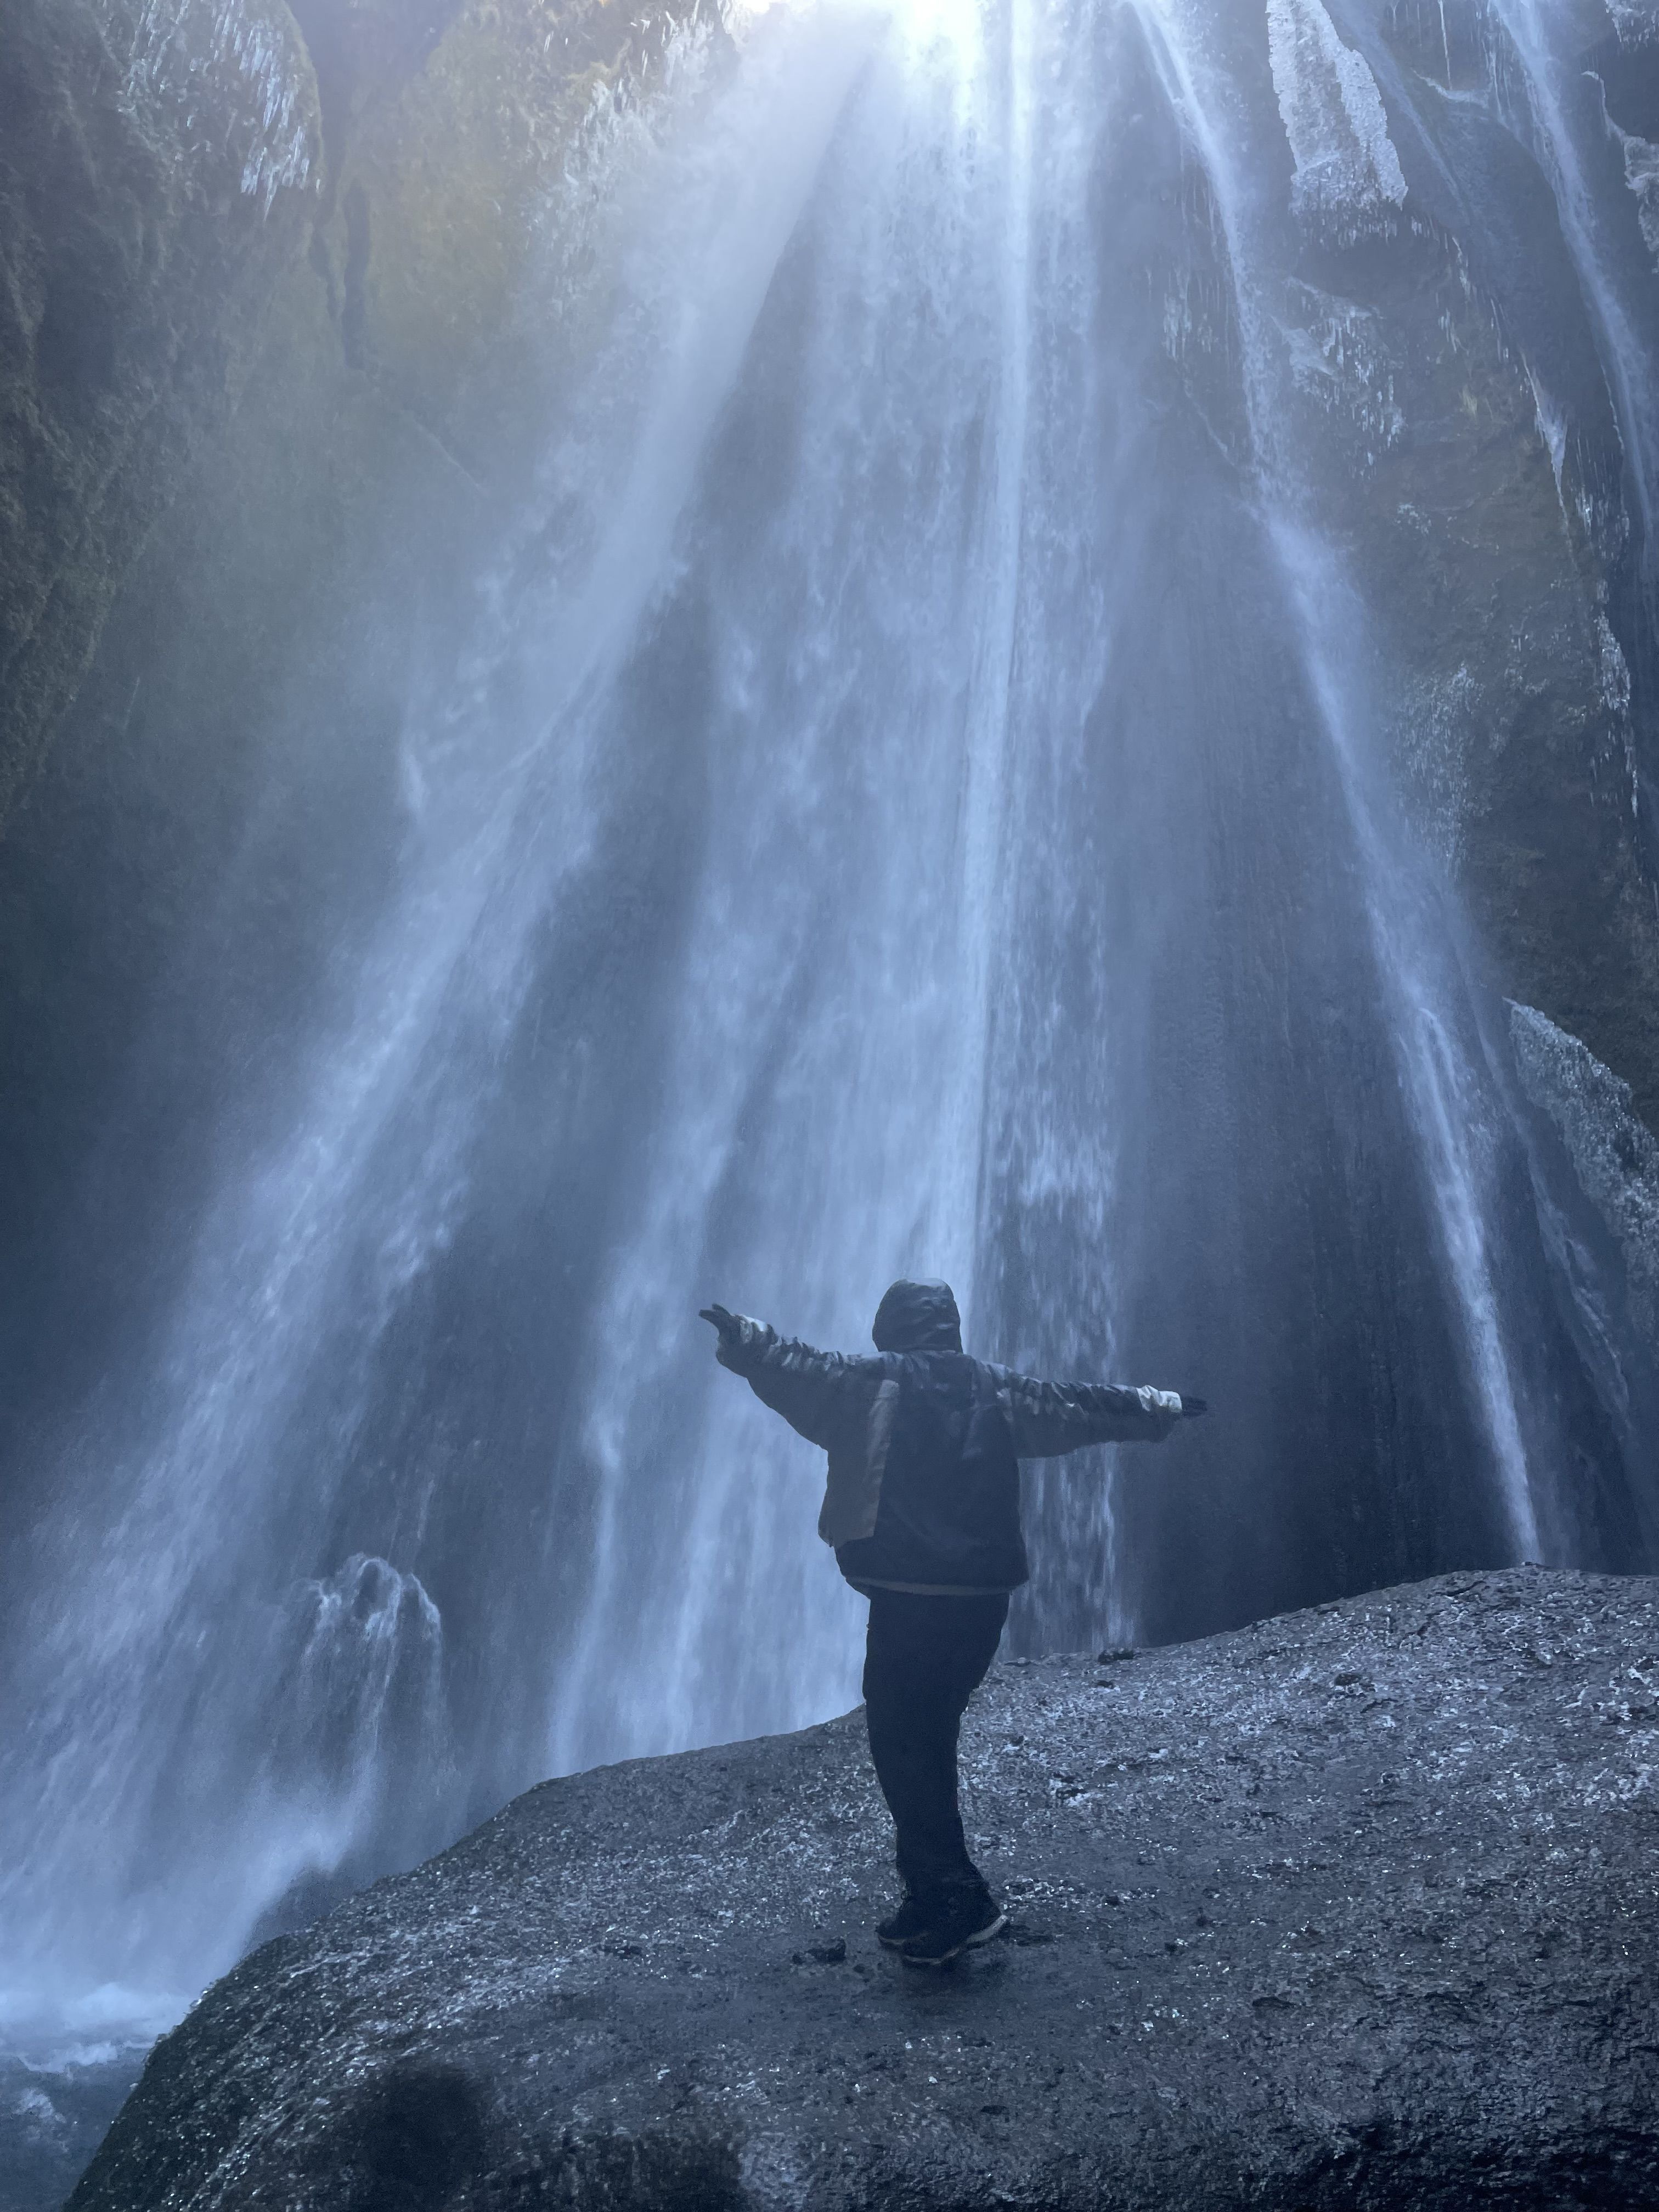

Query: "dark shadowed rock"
left=0, top=0, right=713, bottom=832
left=0, top=2053, right=145, bottom=2212
left=0, top=0, right=322, bottom=821
left=70, top=1569, right=1659, bottom=2210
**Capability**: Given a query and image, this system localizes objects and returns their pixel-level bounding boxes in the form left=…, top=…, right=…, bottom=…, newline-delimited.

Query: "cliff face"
left=5, top=0, right=1658, bottom=1113
left=1152, top=0, right=1659, bottom=1129
left=69, top=1570, right=1659, bottom=2211
left=3, top=0, right=1658, bottom=1300
left=6, top=0, right=1657, bottom=1341
left=0, top=0, right=323, bottom=821
left=0, top=0, right=715, bottom=1490
left=0, top=0, right=714, bottom=827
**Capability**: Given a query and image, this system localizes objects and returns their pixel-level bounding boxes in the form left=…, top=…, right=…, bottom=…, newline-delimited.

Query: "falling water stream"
left=1486, top=0, right=1659, bottom=563
left=3, top=0, right=1658, bottom=2089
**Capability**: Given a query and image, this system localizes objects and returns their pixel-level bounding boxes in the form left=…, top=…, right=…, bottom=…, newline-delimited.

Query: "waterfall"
left=1133, top=0, right=1543, bottom=1558
left=1484, top=0, right=1659, bottom=568
left=3, top=0, right=1657, bottom=2068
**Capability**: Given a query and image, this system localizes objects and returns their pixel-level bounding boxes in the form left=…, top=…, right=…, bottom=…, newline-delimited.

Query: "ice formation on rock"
left=1605, top=0, right=1659, bottom=48
left=123, top=0, right=317, bottom=211
left=1613, top=121, right=1659, bottom=269
left=1265, top=0, right=1408, bottom=239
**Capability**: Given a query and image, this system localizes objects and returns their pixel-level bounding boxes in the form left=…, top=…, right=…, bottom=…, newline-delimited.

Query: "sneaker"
left=897, top=1895, right=1007, bottom=1969
left=877, top=1894, right=932, bottom=1950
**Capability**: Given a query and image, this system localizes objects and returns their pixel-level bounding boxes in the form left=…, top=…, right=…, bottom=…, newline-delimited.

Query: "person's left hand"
left=1178, top=1394, right=1209, bottom=1418
left=699, top=1304, right=772, bottom=1370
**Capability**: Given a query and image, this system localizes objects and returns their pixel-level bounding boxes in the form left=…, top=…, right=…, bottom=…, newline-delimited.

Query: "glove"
left=698, top=1304, right=773, bottom=1373
left=1178, top=1395, right=1209, bottom=1419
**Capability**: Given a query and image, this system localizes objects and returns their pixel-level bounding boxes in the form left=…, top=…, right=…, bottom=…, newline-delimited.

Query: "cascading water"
left=1129, top=0, right=1545, bottom=1553
left=2, top=0, right=1657, bottom=2097
left=1481, top=0, right=1659, bottom=566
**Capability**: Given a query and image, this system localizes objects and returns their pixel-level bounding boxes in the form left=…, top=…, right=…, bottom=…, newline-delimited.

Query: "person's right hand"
left=1178, top=1395, right=1209, bottom=1419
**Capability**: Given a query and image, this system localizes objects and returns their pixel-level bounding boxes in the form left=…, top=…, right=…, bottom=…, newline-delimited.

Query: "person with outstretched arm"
left=700, top=1277, right=1206, bottom=1968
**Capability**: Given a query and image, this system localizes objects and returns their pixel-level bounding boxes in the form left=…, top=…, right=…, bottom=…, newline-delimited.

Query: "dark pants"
left=862, top=1588, right=1010, bottom=1910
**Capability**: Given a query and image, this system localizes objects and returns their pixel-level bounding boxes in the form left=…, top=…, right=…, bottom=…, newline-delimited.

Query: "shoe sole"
left=900, top=1911, right=1007, bottom=1969
left=966, top=1910, right=1007, bottom=1948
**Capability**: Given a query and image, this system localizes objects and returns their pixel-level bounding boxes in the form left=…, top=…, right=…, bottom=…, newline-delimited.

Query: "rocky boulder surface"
left=71, top=1568, right=1659, bottom=2210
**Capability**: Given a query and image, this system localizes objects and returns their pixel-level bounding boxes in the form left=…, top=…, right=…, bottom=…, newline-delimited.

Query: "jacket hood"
left=871, top=1279, right=962, bottom=1353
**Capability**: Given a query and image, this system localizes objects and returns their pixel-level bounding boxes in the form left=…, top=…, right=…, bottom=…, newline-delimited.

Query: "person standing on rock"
left=699, top=1279, right=1206, bottom=1968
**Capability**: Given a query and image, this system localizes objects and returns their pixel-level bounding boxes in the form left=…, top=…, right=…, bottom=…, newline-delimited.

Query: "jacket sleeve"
left=990, top=1368, right=1184, bottom=1456
left=733, top=1331, right=885, bottom=1454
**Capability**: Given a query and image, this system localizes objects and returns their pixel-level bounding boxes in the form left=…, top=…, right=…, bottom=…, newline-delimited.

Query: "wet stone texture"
left=72, top=1568, right=1659, bottom=2210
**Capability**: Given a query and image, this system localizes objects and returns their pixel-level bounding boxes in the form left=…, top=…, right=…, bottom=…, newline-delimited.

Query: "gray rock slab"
left=70, top=1568, right=1659, bottom=2209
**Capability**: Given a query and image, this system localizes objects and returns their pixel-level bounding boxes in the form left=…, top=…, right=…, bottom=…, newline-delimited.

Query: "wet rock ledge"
left=72, top=1570, right=1659, bottom=2210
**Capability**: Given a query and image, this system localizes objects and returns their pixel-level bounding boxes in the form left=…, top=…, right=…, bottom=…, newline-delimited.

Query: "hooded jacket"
left=717, top=1280, right=1182, bottom=1594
